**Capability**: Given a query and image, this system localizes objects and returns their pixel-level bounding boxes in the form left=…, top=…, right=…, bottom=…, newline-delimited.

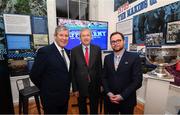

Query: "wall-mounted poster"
left=31, top=16, right=48, bottom=34
left=116, top=19, right=133, bottom=35
left=33, top=34, right=49, bottom=49
left=0, top=0, right=47, bottom=16
left=145, top=33, right=164, bottom=47
left=166, top=21, right=180, bottom=44
left=4, top=14, right=31, bottom=34
left=133, top=1, right=180, bottom=45
left=114, top=0, right=138, bottom=11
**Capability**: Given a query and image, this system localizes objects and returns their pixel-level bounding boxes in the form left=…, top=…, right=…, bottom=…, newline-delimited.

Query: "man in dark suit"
left=30, top=26, right=70, bottom=114
left=70, top=28, right=102, bottom=114
left=102, top=32, right=142, bottom=114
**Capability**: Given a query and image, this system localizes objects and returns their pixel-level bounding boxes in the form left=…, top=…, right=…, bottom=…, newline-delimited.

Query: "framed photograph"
left=133, top=1, right=180, bottom=45
left=166, top=21, right=180, bottom=44
left=145, top=33, right=164, bottom=47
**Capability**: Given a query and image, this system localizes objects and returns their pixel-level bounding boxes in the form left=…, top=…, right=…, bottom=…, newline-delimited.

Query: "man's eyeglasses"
left=110, top=39, right=121, bottom=44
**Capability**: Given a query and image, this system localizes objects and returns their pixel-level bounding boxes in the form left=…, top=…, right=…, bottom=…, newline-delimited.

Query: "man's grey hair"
left=80, top=27, right=92, bottom=37
left=54, top=25, right=69, bottom=36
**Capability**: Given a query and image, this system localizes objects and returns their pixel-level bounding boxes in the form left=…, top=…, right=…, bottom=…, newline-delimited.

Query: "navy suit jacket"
left=102, top=50, right=142, bottom=106
left=30, top=43, right=70, bottom=105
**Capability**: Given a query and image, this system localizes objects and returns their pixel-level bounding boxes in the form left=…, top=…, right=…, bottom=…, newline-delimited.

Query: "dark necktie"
left=85, top=47, right=89, bottom=66
left=61, top=49, right=67, bottom=68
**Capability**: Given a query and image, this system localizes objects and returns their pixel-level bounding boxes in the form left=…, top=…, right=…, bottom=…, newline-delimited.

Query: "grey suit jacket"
left=70, top=44, right=102, bottom=96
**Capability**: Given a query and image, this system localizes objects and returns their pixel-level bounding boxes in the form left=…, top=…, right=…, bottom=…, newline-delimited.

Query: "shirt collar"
left=82, top=44, right=90, bottom=49
left=54, top=41, right=64, bottom=52
left=114, top=48, right=125, bottom=57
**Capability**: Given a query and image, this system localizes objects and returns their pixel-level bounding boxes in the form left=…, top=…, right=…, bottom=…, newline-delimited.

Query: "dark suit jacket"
left=102, top=51, right=142, bottom=106
left=30, top=43, right=70, bottom=106
left=70, top=44, right=102, bottom=97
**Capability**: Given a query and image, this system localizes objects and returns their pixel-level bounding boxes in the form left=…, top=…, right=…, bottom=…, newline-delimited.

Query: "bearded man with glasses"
left=102, top=32, right=143, bottom=114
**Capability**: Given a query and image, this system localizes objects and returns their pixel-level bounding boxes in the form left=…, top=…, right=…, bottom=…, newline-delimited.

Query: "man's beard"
left=113, top=47, right=123, bottom=52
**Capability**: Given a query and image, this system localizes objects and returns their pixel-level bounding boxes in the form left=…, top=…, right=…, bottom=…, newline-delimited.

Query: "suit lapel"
left=110, top=53, right=115, bottom=71
left=79, top=45, right=87, bottom=66
left=89, top=45, right=95, bottom=68
left=52, top=43, right=67, bottom=67
left=116, top=51, right=127, bottom=71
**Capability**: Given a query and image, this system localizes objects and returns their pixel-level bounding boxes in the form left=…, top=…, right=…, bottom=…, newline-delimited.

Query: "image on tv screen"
left=6, top=35, right=31, bottom=50
left=58, top=18, right=108, bottom=50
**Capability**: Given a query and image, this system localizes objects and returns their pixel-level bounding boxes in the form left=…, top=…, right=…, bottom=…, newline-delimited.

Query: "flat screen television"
left=6, top=35, right=31, bottom=50
left=57, top=18, right=108, bottom=50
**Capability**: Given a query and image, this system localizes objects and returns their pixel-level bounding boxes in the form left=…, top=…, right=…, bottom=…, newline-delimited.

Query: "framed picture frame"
left=166, top=20, right=180, bottom=44
left=145, top=33, right=164, bottom=47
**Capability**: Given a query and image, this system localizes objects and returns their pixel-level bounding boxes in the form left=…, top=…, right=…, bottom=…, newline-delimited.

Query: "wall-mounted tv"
left=6, top=35, right=31, bottom=50
left=57, top=18, right=108, bottom=50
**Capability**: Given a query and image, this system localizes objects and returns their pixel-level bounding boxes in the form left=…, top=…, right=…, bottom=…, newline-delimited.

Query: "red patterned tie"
left=85, top=47, right=89, bottom=66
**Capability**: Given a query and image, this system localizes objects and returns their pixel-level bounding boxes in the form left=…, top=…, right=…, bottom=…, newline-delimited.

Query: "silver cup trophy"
left=145, top=46, right=180, bottom=79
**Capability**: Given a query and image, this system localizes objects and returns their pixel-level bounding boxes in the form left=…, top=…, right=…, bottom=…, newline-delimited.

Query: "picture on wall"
left=31, top=16, right=48, bottom=34
left=0, top=0, right=47, bottom=16
left=145, top=33, right=163, bottom=47
left=4, top=14, right=32, bottom=34
left=133, top=1, right=180, bottom=45
left=166, top=21, right=180, bottom=44
left=33, top=34, right=49, bottom=49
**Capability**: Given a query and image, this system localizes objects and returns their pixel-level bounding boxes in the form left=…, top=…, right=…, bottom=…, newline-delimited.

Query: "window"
left=56, top=0, right=89, bottom=20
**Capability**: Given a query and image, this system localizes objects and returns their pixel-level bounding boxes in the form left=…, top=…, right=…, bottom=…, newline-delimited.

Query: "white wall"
left=47, top=0, right=56, bottom=44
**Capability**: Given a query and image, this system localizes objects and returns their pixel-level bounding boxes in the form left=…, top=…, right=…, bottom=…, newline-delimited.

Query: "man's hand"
left=111, top=94, right=123, bottom=104
left=107, top=92, right=123, bottom=104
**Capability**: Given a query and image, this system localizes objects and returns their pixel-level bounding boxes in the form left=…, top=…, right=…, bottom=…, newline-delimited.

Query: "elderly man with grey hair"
left=30, top=25, right=71, bottom=114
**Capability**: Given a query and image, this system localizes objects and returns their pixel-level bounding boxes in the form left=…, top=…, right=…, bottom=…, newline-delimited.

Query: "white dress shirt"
left=54, top=41, right=70, bottom=71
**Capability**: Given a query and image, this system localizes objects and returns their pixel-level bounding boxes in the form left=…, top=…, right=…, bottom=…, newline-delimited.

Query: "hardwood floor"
left=14, top=93, right=144, bottom=114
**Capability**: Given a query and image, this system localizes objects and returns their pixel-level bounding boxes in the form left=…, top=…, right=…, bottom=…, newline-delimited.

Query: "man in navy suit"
left=70, top=28, right=102, bottom=114
left=30, top=26, right=70, bottom=114
left=102, top=32, right=142, bottom=114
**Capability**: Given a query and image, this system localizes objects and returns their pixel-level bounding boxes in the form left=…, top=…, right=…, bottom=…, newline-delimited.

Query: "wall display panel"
left=133, top=1, right=180, bottom=45
left=4, top=14, right=31, bottom=34
left=6, top=35, right=31, bottom=50
left=31, top=16, right=48, bottom=34
left=0, top=16, right=7, bottom=61
left=166, top=20, right=180, bottom=44
left=33, top=34, right=49, bottom=49
left=116, top=19, right=133, bottom=35
left=58, top=18, right=108, bottom=50
left=6, top=34, right=35, bottom=76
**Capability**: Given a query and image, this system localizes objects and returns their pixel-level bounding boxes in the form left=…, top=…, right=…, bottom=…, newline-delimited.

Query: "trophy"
left=145, top=46, right=180, bottom=79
